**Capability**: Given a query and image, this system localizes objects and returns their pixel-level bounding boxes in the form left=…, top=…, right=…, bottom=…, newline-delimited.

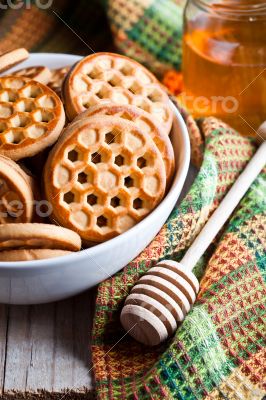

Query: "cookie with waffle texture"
left=0, top=223, right=81, bottom=251
left=48, top=66, right=70, bottom=96
left=63, top=52, right=173, bottom=135
left=0, top=155, right=34, bottom=223
left=44, top=115, right=166, bottom=243
left=12, top=66, right=52, bottom=85
left=0, top=75, right=65, bottom=160
left=0, top=48, right=29, bottom=73
left=74, top=104, right=175, bottom=188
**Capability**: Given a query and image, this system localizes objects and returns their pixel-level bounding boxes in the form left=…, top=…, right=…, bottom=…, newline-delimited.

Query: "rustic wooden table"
left=0, top=167, right=197, bottom=400
left=0, top=290, right=96, bottom=399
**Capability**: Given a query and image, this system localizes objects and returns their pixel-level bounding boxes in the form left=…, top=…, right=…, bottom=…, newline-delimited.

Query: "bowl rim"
left=0, top=53, right=190, bottom=270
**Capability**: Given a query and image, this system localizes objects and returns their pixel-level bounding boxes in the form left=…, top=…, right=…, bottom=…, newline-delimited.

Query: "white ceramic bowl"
left=0, top=53, right=190, bottom=304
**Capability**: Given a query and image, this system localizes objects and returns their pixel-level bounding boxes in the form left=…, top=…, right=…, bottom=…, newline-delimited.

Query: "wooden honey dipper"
left=121, top=126, right=266, bottom=346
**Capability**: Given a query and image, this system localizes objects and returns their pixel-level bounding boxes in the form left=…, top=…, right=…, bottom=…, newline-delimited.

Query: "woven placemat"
left=0, top=0, right=112, bottom=55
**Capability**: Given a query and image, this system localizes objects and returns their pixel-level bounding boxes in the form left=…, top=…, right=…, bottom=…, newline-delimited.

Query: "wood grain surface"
left=0, top=166, right=197, bottom=399
left=0, top=290, right=96, bottom=399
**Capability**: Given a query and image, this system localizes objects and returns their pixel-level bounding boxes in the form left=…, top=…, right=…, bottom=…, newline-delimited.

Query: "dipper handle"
left=121, top=136, right=265, bottom=346
left=181, top=141, right=266, bottom=271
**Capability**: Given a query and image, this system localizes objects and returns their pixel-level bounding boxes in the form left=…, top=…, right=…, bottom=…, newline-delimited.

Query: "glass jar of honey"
left=182, top=0, right=266, bottom=135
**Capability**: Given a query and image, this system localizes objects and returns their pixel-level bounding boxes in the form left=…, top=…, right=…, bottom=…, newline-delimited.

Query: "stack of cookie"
left=0, top=49, right=175, bottom=259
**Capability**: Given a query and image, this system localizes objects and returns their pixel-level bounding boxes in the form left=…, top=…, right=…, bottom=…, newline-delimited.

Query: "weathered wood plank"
left=23, top=303, right=55, bottom=392
left=72, top=291, right=95, bottom=389
left=52, top=298, right=76, bottom=392
left=0, top=305, right=8, bottom=394
left=52, top=292, right=93, bottom=392
left=1, top=389, right=95, bottom=399
left=2, top=290, right=95, bottom=396
left=3, top=305, right=32, bottom=392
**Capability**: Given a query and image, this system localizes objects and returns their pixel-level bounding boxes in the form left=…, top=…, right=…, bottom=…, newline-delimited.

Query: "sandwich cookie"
left=0, top=155, right=34, bottom=223
left=0, top=48, right=29, bottom=73
left=0, top=223, right=81, bottom=251
left=0, top=249, right=71, bottom=261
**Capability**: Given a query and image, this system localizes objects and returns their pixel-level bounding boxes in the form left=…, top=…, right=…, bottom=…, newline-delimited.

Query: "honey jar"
left=182, top=0, right=266, bottom=135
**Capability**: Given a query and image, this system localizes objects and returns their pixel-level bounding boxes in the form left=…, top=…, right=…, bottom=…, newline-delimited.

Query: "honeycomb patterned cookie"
left=63, top=52, right=173, bottom=135
left=48, top=66, right=70, bottom=96
left=44, top=115, right=166, bottom=243
left=0, top=155, right=34, bottom=223
left=12, top=66, right=52, bottom=85
left=74, top=104, right=175, bottom=188
left=0, top=75, right=65, bottom=160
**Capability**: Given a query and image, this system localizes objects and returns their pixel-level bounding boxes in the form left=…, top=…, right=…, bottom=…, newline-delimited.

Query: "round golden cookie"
left=12, top=66, right=52, bottom=85
left=0, top=157, right=41, bottom=220
left=0, top=75, right=65, bottom=160
left=62, top=52, right=173, bottom=135
left=44, top=115, right=166, bottom=243
left=0, top=48, right=29, bottom=74
left=5, top=160, right=46, bottom=224
left=0, top=223, right=81, bottom=251
left=0, top=155, right=34, bottom=223
left=2, top=156, right=35, bottom=190
left=48, top=66, right=70, bottom=96
left=74, top=104, right=175, bottom=188
left=0, top=249, right=71, bottom=262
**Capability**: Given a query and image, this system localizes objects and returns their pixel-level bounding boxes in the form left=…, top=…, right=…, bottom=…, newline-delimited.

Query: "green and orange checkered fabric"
left=104, top=0, right=185, bottom=76
left=91, top=113, right=265, bottom=399
left=0, top=0, right=185, bottom=78
left=0, top=0, right=112, bottom=55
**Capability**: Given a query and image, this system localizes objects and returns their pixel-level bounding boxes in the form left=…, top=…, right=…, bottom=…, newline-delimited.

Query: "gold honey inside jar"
left=182, top=0, right=266, bottom=135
